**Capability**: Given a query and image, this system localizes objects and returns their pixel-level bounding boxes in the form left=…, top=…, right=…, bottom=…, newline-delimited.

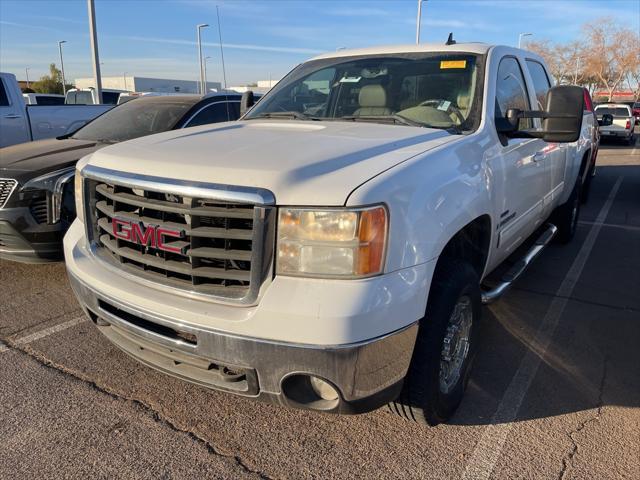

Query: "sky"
left=1, top=0, right=638, bottom=87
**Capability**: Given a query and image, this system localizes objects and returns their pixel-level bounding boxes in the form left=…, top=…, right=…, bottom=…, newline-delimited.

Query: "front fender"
left=347, top=134, right=493, bottom=273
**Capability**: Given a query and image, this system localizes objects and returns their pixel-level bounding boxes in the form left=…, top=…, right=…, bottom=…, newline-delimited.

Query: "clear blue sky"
left=1, top=0, right=638, bottom=86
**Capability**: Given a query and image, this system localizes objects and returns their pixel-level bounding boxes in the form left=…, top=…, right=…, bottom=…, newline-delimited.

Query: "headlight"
left=22, top=166, right=75, bottom=224
left=277, top=205, right=387, bottom=278
left=74, top=168, right=85, bottom=224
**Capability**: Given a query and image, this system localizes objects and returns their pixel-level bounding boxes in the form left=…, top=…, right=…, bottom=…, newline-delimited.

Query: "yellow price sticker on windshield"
left=440, top=60, right=467, bottom=69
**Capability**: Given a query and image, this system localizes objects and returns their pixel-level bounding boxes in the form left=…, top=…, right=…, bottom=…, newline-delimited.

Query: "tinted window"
left=594, top=106, right=632, bottom=117
left=185, top=101, right=240, bottom=127
left=73, top=91, right=94, bottom=104
left=495, top=57, right=532, bottom=129
left=0, top=80, right=9, bottom=106
left=35, top=95, right=65, bottom=106
left=525, top=60, right=551, bottom=109
left=72, top=100, right=193, bottom=142
left=102, top=92, right=120, bottom=104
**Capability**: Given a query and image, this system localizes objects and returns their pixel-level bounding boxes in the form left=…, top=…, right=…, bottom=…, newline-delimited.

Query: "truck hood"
left=88, top=120, right=459, bottom=205
left=0, top=138, right=103, bottom=183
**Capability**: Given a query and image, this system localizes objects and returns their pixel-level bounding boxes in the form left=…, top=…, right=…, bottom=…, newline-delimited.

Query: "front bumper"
left=65, top=219, right=432, bottom=413
left=0, top=207, right=63, bottom=263
left=68, top=271, right=418, bottom=413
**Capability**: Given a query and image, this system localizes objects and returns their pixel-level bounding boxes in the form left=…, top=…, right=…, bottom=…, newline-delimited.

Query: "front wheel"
left=389, top=260, right=481, bottom=426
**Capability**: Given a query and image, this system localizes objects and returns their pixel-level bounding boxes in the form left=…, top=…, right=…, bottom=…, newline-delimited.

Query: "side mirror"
left=496, top=85, right=585, bottom=143
left=597, top=113, right=613, bottom=127
left=240, top=90, right=255, bottom=116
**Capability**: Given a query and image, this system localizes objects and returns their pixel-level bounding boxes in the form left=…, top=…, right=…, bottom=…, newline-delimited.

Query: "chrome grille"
left=83, top=169, right=275, bottom=304
left=0, top=179, right=18, bottom=209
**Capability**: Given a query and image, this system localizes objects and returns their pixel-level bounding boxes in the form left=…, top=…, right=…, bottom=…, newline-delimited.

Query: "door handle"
left=3, top=114, right=22, bottom=119
left=532, top=152, right=545, bottom=163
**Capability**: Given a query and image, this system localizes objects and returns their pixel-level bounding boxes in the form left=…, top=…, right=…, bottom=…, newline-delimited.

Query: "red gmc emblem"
left=112, top=218, right=184, bottom=254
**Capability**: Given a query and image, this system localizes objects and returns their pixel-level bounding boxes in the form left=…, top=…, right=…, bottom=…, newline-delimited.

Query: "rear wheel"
left=389, top=260, right=481, bottom=426
left=553, top=177, right=581, bottom=244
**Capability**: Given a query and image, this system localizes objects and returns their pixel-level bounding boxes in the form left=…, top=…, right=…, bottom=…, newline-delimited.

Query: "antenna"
left=216, top=5, right=227, bottom=90
left=446, top=32, right=456, bottom=45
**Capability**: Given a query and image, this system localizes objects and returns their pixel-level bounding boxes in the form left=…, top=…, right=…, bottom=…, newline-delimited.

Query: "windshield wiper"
left=247, top=111, right=319, bottom=121
left=340, top=114, right=425, bottom=127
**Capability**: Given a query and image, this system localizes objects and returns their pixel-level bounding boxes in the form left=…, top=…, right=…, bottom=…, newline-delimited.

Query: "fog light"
left=309, top=376, right=339, bottom=401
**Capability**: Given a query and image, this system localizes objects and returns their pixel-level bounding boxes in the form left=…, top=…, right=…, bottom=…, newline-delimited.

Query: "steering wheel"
left=418, top=99, right=466, bottom=125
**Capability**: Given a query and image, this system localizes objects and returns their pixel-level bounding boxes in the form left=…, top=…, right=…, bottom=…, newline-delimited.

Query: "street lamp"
left=518, top=32, right=532, bottom=49
left=58, top=40, right=67, bottom=95
left=196, top=23, right=209, bottom=95
left=203, top=56, right=211, bottom=94
left=25, top=68, right=30, bottom=88
left=416, top=0, right=427, bottom=44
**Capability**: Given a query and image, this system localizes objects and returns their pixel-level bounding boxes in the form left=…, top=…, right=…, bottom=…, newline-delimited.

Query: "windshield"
left=245, top=53, right=484, bottom=131
left=72, top=100, right=193, bottom=143
left=595, top=106, right=631, bottom=117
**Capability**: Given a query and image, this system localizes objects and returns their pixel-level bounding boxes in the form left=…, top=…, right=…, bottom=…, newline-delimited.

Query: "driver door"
left=491, top=56, right=550, bottom=257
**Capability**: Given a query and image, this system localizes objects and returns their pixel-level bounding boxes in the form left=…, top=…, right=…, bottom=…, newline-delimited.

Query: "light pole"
left=416, top=0, right=426, bottom=44
left=197, top=23, right=209, bottom=95
left=87, top=0, right=103, bottom=103
left=58, top=40, right=67, bottom=95
left=518, top=32, right=532, bottom=49
left=574, top=57, right=580, bottom=85
left=25, top=68, right=30, bottom=88
left=123, top=72, right=128, bottom=91
left=203, top=56, right=211, bottom=94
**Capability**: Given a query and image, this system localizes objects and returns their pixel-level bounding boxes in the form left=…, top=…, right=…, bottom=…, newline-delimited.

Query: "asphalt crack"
left=558, top=355, right=609, bottom=480
left=4, top=340, right=275, bottom=480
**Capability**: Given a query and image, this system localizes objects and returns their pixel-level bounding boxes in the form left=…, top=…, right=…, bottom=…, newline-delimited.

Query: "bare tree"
left=582, top=18, right=638, bottom=101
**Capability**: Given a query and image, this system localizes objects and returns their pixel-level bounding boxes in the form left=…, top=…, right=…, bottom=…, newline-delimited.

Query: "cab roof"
left=310, top=43, right=493, bottom=61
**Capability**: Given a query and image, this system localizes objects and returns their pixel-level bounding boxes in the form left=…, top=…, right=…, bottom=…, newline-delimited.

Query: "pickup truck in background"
left=65, top=88, right=126, bottom=105
left=595, top=103, right=636, bottom=145
left=65, top=43, right=595, bottom=426
left=0, top=73, right=113, bottom=148
left=22, top=93, right=65, bottom=105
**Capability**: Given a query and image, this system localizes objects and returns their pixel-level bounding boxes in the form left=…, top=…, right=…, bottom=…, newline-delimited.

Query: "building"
left=73, top=76, right=221, bottom=94
left=228, top=79, right=280, bottom=95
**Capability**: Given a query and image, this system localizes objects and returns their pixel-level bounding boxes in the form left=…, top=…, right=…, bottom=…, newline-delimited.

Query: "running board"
left=481, top=224, right=558, bottom=304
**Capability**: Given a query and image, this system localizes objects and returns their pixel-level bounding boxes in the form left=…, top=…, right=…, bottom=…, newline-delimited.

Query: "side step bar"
left=481, top=224, right=558, bottom=304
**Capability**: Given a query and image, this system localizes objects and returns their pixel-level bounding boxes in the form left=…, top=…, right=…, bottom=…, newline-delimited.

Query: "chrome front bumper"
left=67, top=271, right=418, bottom=414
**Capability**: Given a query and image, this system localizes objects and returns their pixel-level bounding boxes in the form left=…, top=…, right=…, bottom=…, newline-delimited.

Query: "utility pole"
left=87, top=0, right=103, bottom=103
left=197, top=24, right=209, bottom=95
left=25, top=68, right=30, bottom=88
left=58, top=40, right=67, bottom=95
left=123, top=72, right=128, bottom=91
left=216, top=6, right=227, bottom=90
left=574, top=57, right=580, bottom=85
left=416, top=0, right=424, bottom=44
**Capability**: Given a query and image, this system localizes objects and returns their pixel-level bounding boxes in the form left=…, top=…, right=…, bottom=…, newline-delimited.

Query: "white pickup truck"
left=594, top=103, right=636, bottom=145
left=0, top=73, right=112, bottom=148
left=65, top=43, right=596, bottom=425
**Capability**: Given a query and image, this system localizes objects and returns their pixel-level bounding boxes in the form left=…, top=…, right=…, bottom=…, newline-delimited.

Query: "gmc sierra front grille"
left=0, top=179, right=18, bottom=209
left=85, top=175, right=275, bottom=304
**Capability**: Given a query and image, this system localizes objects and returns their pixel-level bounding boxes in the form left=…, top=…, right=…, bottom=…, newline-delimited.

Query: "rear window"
left=35, top=95, right=65, bottom=106
left=595, top=106, right=631, bottom=117
left=0, top=79, right=9, bottom=106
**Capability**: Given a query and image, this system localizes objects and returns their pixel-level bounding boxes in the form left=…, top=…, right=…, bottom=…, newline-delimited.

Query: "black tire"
left=580, top=164, right=594, bottom=204
left=389, top=260, right=481, bottom=426
left=628, top=133, right=635, bottom=146
left=553, top=177, right=581, bottom=244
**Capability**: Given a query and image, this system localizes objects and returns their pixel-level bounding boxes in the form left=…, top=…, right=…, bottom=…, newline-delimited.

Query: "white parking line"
left=462, top=176, right=623, bottom=480
left=578, top=221, right=640, bottom=233
left=0, top=316, right=86, bottom=353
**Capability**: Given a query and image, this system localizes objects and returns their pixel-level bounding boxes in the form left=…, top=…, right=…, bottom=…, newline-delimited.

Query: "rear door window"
left=0, top=79, right=10, bottom=106
left=525, top=60, right=551, bottom=110
left=184, top=102, right=240, bottom=127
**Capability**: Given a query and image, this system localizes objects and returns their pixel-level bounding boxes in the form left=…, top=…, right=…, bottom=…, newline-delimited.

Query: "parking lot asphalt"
left=1, top=134, right=639, bottom=480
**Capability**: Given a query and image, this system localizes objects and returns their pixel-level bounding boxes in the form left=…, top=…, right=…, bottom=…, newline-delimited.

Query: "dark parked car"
left=0, top=93, right=243, bottom=263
